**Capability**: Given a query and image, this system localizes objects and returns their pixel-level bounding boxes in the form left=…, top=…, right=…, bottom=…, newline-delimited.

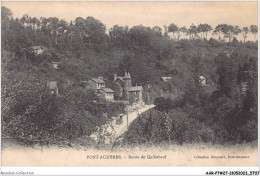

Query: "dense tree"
left=233, top=26, right=242, bottom=38
left=109, top=25, right=129, bottom=46
left=1, top=6, right=12, bottom=20
left=250, top=25, right=258, bottom=40
left=222, top=25, right=234, bottom=42
left=213, top=24, right=222, bottom=40
left=1, top=6, right=13, bottom=31
left=163, top=25, right=169, bottom=38
left=213, top=24, right=234, bottom=42
left=152, top=26, right=162, bottom=35
left=197, top=23, right=212, bottom=39
left=31, top=17, right=40, bottom=30
left=204, top=24, right=213, bottom=39
left=129, top=25, right=153, bottom=46
left=84, top=16, right=106, bottom=44
left=180, top=26, right=188, bottom=39
left=187, top=24, right=198, bottom=40
left=242, top=27, right=249, bottom=43
left=168, top=23, right=179, bottom=40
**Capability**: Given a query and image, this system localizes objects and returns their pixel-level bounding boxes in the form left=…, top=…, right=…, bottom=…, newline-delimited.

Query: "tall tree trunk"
left=243, top=34, right=246, bottom=43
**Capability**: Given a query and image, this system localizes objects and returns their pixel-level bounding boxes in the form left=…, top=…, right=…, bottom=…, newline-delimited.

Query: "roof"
left=101, top=88, right=115, bottom=93
left=31, top=46, right=46, bottom=50
left=114, top=76, right=124, bottom=83
left=199, top=76, right=206, bottom=80
left=128, top=86, right=143, bottom=92
left=124, top=72, right=131, bottom=78
left=113, top=72, right=132, bottom=82
left=90, top=78, right=105, bottom=84
left=48, top=81, right=58, bottom=89
left=161, top=77, right=172, bottom=82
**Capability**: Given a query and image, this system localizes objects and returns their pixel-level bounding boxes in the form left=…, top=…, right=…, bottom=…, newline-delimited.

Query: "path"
left=115, top=104, right=155, bottom=137
left=90, top=104, right=155, bottom=144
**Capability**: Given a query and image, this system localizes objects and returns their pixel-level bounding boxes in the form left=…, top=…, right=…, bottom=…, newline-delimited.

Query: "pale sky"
left=2, top=1, right=258, bottom=40
left=2, top=1, right=258, bottom=28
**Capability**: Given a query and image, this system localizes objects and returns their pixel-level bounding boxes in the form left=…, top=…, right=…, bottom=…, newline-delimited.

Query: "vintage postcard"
left=1, top=1, right=258, bottom=170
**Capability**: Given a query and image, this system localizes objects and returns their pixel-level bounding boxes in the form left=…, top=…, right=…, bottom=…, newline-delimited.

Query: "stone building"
left=87, top=77, right=105, bottom=93
left=113, top=72, right=143, bottom=104
left=100, top=88, right=115, bottom=102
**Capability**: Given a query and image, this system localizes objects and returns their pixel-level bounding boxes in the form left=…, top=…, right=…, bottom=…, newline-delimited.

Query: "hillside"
left=1, top=6, right=258, bottom=147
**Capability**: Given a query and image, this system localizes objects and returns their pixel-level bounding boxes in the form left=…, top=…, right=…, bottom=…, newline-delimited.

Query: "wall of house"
left=101, top=90, right=106, bottom=100
left=106, top=92, right=114, bottom=102
left=98, top=83, right=105, bottom=90
left=88, top=80, right=105, bottom=92
left=101, top=91, right=114, bottom=102
left=114, top=80, right=124, bottom=96
left=139, top=91, right=143, bottom=102
left=123, top=78, right=131, bottom=90
left=129, top=91, right=142, bottom=105
left=34, top=49, right=44, bottom=55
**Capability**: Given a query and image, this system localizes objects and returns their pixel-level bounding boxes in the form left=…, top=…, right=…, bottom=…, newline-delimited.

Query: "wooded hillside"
left=1, top=6, right=258, bottom=146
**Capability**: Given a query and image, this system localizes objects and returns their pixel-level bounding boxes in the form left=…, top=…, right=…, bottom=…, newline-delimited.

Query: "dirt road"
left=115, top=104, right=155, bottom=137
left=90, top=104, right=155, bottom=144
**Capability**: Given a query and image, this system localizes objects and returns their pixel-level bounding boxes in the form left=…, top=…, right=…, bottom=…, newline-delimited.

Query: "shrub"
left=122, top=109, right=216, bottom=146
left=240, top=119, right=258, bottom=142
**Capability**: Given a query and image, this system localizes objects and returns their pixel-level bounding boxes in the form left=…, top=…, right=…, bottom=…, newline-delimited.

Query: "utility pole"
left=127, top=112, right=128, bottom=129
left=147, top=82, right=151, bottom=116
left=125, top=107, right=129, bottom=129
left=165, top=113, right=171, bottom=145
left=147, top=81, right=150, bottom=104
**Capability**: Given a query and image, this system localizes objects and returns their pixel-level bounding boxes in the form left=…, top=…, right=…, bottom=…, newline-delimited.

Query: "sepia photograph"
left=1, top=0, right=258, bottom=170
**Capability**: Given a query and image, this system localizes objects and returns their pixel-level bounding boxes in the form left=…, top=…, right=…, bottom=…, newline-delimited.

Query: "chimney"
left=114, top=74, right=117, bottom=81
left=98, top=77, right=103, bottom=81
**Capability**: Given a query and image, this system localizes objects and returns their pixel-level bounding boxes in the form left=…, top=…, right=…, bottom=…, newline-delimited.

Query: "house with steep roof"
left=128, top=86, right=143, bottom=105
left=87, top=77, right=105, bottom=93
left=113, top=74, right=125, bottom=96
left=113, top=72, right=143, bottom=104
left=100, top=88, right=115, bottom=102
left=114, top=72, right=132, bottom=98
